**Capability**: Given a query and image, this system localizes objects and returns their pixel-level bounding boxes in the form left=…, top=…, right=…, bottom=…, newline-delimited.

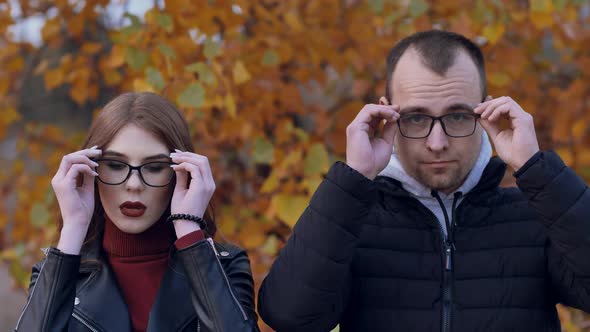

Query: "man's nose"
left=426, top=121, right=449, bottom=152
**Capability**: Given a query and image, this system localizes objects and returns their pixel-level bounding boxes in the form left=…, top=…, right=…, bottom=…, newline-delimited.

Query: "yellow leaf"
left=488, top=72, right=510, bottom=87
left=240, top=220, right=266, bottom=249
left=285, top=11, right=303, bottom=32
left=81, top=42, right=103, bottom=55
left=260, top=171, right=279, bottom=193
left=530, top=12, right=553, bottom=29
left=133, top=78, right=156, bottom=93
left=555, top=147, right=573, bottom=166
left=44, top=68, right=65, bottom=90
left=70, top=80, right=89, bottom=105
left=270, top=194, right=308, bottom=228
left=225, top=94, right=237, bottom=118
left=232, top=61, right=251, bottom=85
left=573, top=120, right=586, bottom=140
left=482, top=23, right=505, bottom=45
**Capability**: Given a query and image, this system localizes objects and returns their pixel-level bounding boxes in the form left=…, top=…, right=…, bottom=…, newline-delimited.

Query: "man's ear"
left=379, top=96, right=390, bottom=105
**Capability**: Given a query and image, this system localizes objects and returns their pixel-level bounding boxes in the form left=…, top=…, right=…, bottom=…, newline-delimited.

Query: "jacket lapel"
left=73, top=261, right=132, bottom=331
left=146, top=253, right=197, bottom=331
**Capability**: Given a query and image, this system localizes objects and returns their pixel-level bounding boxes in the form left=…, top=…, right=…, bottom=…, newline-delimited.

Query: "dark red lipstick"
left=119, top=201, right=146, bottom=217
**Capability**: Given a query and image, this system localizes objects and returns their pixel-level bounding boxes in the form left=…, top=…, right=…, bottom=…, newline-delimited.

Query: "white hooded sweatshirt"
left=378, top=131, right=493, bottom=236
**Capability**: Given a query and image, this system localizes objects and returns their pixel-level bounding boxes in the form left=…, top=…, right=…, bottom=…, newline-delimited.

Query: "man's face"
left=389, top=48, right=483, bottom=194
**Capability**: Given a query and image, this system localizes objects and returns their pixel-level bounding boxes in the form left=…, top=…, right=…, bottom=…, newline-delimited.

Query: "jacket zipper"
left=432, top=191, right=462, bottom=332
left=14, top=250, right=49, bottom=331
left=210, top=241, right=248, bottom=321
left=72, top=312, right=100, bottom=332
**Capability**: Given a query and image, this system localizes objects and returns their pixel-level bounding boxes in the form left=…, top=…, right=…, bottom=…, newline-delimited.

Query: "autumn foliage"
left=1, top=0, right=590, bottom=330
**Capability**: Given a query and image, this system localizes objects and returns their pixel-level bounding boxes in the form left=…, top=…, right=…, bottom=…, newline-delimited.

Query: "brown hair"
left=58, top=92, right=216, bottom=252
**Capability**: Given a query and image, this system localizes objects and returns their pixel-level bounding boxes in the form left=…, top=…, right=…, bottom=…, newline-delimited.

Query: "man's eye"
left=407, top=115, right=427, bottom=124
left=449, top=113, right=469, bottom=122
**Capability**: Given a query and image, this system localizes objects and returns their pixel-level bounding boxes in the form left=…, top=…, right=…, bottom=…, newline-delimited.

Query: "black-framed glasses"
left=94, top=159, right=176, bottom=187
left=397, top=113, right=481, bottom=139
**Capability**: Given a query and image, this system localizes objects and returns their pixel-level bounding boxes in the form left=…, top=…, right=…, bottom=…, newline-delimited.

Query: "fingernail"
left=93, top=171, right=99, bottom=176
left=175, top=149, right=182, bottom=152
left=90, top=145, right=98, bottom=149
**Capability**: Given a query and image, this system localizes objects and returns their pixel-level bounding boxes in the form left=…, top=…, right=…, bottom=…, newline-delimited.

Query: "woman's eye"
left=144, top=165, right=165, bottom=173
left=106, top=162, right=125, bottom=170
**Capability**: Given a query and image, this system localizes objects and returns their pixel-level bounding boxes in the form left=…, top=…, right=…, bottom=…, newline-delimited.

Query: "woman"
left=14, top=92, right=259, bottom=332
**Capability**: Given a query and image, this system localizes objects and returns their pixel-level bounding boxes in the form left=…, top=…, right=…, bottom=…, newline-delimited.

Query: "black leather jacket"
left=14, top=238, right=260, bottom=332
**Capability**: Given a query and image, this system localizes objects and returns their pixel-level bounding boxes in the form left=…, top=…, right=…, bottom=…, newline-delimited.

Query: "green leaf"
left=262, top=49, right=280, bottom=66
left=252, top=137, right=274, bottom=164
left=204, top=38, right=222, bottom=59
left=156, top=13, right=173, bottom=32
left=158, top=43, right=176, bottom=60
left=124, top=13, right=142, bottom=28
left=384, top=11, right=404, bottom=26
left=369, top=0, right=384, bottom=13
left=30, top=202, right=50, bottom=227
left=304, top=143, right=330, bottom=176
left=409, top=0, right=429, bottom=17
left=145, top=67, right=165, bottom=90
left=125, top=47, right=148, bottom=71
left=185, top=62, right=217, bottom=86
left=177, top=83, right=205, bottom=108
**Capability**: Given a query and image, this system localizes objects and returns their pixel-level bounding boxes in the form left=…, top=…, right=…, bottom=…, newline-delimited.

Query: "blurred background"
left=1, top=0, right=589, bottom=331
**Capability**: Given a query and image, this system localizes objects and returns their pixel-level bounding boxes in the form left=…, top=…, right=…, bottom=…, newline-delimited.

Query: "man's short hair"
left=385, top=30, right=487, bottom=102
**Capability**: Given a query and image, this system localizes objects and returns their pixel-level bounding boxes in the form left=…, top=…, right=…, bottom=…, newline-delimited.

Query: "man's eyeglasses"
left=94, top=159, right=176, bottom=187
left=397, top=113, right=481, bottom=139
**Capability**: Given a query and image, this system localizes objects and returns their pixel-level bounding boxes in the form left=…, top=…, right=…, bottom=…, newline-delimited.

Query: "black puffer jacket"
left=14, top=238, right=260, bottom=332
left=258, top=151, right=590, bottom=332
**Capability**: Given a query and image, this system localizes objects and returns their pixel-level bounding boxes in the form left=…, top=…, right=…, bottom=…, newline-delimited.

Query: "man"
left=257, top=30, right=590, bottom=331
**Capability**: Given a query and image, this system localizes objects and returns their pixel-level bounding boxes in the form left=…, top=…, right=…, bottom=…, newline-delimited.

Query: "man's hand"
left=475, top=96, right=540, bottom=171
left=346, top=104, right=400, bottom=180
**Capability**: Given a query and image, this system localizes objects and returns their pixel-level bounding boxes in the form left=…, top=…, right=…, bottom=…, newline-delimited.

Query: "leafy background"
left=1, top=0, right=590, bottom=331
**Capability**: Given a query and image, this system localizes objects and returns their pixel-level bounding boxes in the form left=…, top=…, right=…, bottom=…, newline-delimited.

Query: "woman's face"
left=97, top=124, right=174, bottom=234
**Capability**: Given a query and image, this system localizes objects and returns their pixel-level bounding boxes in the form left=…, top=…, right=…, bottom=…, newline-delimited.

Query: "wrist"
left=173, top=219, right=202, bottom=238
left=57, top=223, right=90, bottom=255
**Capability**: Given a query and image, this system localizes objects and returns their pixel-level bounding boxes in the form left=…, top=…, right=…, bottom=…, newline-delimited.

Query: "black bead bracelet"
left=167, top=213, right=207, bottom=229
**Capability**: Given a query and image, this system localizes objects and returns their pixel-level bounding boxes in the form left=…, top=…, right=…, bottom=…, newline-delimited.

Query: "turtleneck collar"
left=102, top=213, right=176, bottom=257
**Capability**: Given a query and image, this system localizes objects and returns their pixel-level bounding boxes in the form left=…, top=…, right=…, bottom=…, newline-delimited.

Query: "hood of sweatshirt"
left=378, top=130, right=493, bottom=236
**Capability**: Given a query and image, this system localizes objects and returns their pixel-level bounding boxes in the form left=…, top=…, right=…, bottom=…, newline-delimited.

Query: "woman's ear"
left=379, top=96, right=390, bottom=105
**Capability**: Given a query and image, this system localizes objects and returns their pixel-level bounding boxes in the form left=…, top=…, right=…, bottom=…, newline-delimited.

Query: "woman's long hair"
left=57, top=92, right=216, bottom=254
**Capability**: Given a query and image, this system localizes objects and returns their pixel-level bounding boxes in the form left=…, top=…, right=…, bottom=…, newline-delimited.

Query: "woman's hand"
left=170, top=149, right=216, bottom=237
left=52, top=146, right=101, bottom=254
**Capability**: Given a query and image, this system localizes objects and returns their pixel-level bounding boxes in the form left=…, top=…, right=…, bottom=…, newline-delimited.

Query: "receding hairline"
left=388, top=46, right=483, bottom=99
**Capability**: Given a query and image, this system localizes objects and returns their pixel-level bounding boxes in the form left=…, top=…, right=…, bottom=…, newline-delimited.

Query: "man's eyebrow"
left=399, top=106, right=429, bottom=114
left=445, top=103, right=476, bottom=112
left=102, top=150, right=171, bottom=161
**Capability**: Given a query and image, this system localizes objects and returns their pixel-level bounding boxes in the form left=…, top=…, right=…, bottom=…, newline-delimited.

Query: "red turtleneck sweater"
left=102, top=216, right=204, bottom=332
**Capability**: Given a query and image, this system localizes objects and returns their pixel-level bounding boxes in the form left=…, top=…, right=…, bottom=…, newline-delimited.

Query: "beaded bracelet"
left=166, top=213, right=207, bottom=229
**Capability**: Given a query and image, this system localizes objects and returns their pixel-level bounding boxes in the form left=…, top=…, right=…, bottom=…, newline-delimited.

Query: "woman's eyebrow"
left=102, top=150, right=170, bottom=161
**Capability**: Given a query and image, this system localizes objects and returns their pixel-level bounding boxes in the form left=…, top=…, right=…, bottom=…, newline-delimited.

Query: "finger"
left=64, top=164, right=98, bottom=188
left=171, top=154, right=215, bottom=190
left=56, top=148, right=101, bottom=179
left=382, top=119, right=398, bottom=145
left=478, top=98, right=509, bottom=119
left=479, top=117, right=501, bottom=139
left=171, top=162, right=204, bottom=188
left=487, top=104, right=512, bottom=122
left=354, top=104, right=399, bottom=124
left=172, top=163, right=189, bottom=192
